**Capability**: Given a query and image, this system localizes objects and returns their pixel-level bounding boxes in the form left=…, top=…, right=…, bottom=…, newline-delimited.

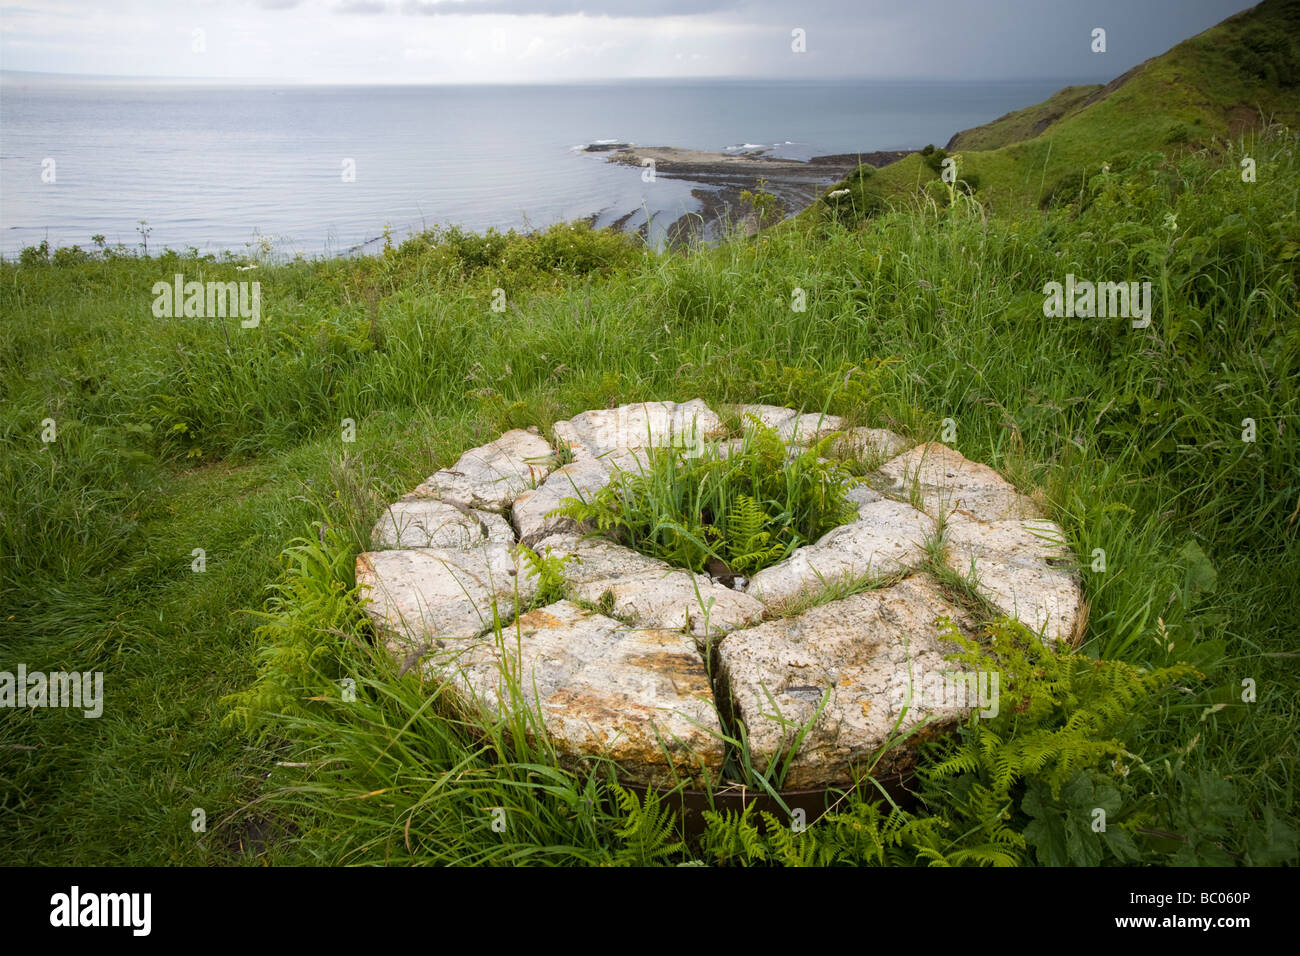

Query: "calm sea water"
left=0, top=75, right=1076, bottom=258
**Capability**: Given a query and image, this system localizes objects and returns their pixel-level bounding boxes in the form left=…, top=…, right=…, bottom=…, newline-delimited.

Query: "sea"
left=0, top=75, right=1085, bottom=259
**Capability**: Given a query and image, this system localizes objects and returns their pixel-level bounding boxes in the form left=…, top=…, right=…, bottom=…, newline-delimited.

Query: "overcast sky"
left=0, top=0, right=1261, bottom=84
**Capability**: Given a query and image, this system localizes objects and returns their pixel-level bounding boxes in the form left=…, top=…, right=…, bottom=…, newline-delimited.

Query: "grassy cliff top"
left=813, top=0, right=1300, bottom=223
left=945, top=84, right=1104, bottom=152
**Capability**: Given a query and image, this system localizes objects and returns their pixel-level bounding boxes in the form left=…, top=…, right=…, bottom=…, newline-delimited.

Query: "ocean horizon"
left=1, top=73, right=1091, bottom=258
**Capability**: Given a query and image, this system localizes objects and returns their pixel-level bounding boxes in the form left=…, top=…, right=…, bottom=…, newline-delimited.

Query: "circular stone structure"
left=356, top=399, right=1085, bottom=789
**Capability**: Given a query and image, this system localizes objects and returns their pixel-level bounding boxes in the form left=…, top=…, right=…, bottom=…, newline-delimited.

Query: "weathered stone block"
left=944, top=515, right=1084, bottom=646
left=412, top=428, right=555, bottom=512
left=356, top=543, right=535, bottom=660
left=535, top=533, right=767, bottom=637
left=876, top=442, right=1041, bottom=522
left=745, top=498, right=934, bottom=607
left=553, top=399, right=722, bottom=460
left=452, top=600, right=725, bottom=786
left=372, top=498, right=514, bottom=550
left=510, top=456, right=616, bottom=546
left=718, top=575, right=982, bottom=789
left=736, top=404, right=843, bottom=444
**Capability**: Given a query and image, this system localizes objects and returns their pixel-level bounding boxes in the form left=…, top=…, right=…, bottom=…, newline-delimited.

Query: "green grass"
left=551, top=420, right=857, bottom=577
left=1, top=123, right=1297, bottom=864
left=945, top=84, right=1105, bottom=152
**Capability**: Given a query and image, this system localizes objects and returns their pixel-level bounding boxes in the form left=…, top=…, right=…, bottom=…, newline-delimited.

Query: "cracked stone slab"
left=833, top=427, right=911, bottom=464
left=718, top=574, right=981, bottom=789
left=945, top=515, right=1084, bottom=646
left=552, top=399, right=722, bottom=461
left=356, top=543, right=536, bottom=661
left=535, top=533, right=766, bottom=637
left=875, top=442, right=1041, bottom=522
left=451, top=600, right=725, bottom=786
left=844, top=481, right=885, bottom=512
left=412, top=428, right=555, bottom=512
left=372, top=498, right=515, bottom=550
left=511, top=456, right=617, bottom=546
left=745, top=498, right=935, bottom=607
left=736, top=404, right=843, bottom=444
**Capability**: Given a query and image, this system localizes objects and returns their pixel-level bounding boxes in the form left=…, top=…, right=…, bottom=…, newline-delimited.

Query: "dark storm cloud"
left=748, top=0, right=1259, bottom=80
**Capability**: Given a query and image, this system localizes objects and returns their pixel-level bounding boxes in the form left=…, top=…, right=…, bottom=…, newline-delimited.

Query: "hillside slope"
left=814, top=0, right=1300, bottom=223
left=945, top=83, right=1103, bottom=151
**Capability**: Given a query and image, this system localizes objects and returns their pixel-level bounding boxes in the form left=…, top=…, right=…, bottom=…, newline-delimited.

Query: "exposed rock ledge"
left=591, top=146, right=911, bottom=244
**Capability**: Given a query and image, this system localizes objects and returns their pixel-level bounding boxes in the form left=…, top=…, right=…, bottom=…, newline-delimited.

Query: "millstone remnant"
left=355, top=400, right=1086, bottom=787
left=450, top=600, right=725, bottom=787
left=716, top=574, right=983, bottom=788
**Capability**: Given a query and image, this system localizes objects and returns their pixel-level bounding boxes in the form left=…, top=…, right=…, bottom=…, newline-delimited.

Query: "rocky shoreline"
left=587, top=144, right=912, bottom=244
left=347, top=144, right=912, bottom=254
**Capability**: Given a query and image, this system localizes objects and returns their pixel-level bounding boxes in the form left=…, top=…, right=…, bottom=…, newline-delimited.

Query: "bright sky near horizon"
left=0, top=0, right=1262, bottom=84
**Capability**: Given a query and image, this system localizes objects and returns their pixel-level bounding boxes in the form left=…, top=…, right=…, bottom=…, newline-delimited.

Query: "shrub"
left=922, top=147, right=949, bottom=175
left=19, top=241, right=50, bottom=267
left=740, top=178, right=784, bottom=229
